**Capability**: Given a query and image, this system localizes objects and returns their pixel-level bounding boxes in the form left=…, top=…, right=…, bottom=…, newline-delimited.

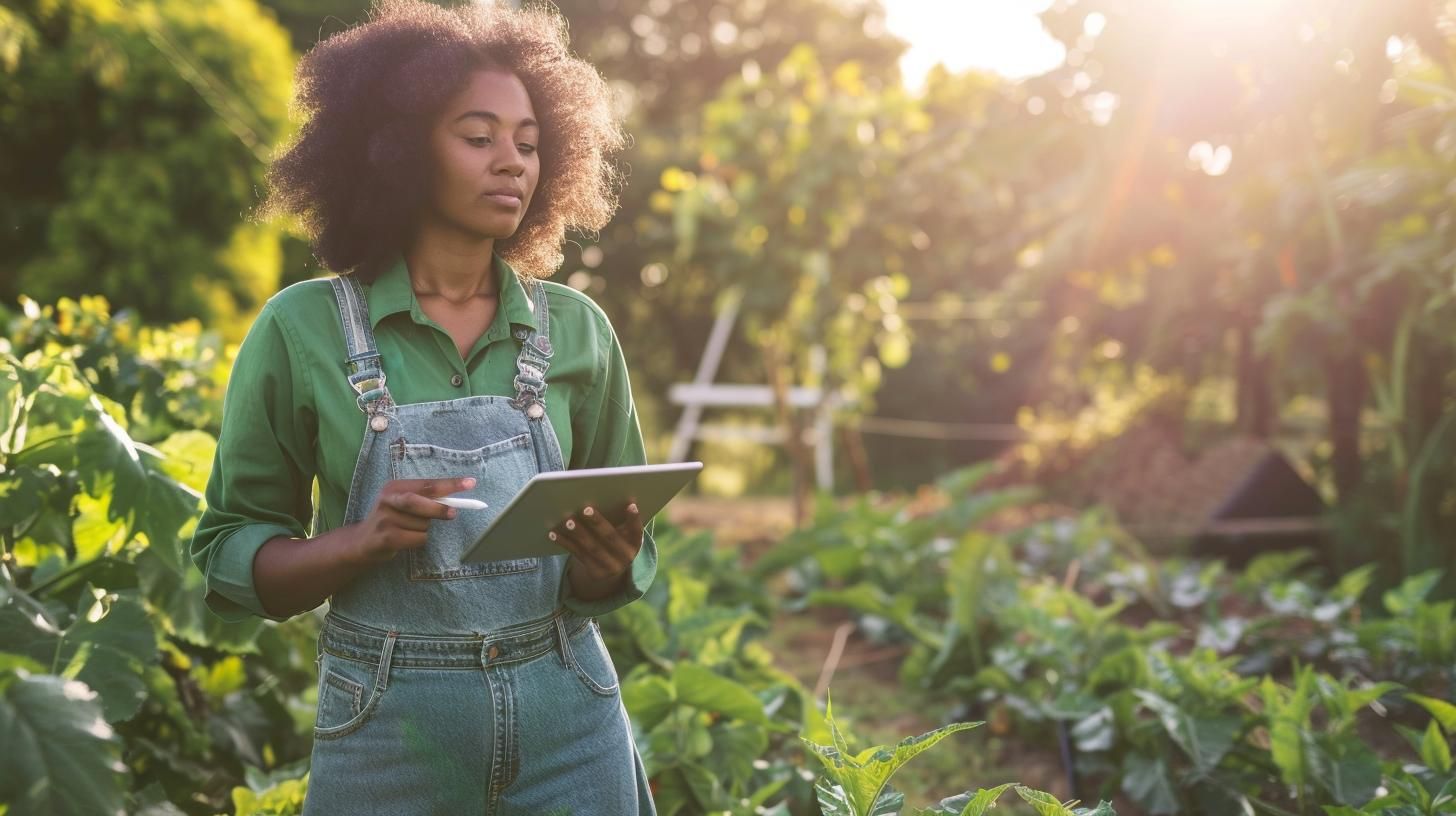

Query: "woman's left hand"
left=550, top=502, right=643, bottom=600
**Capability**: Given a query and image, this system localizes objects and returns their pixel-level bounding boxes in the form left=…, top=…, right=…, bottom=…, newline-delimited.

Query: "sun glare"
left=881, top=0, right=1067, bottom=89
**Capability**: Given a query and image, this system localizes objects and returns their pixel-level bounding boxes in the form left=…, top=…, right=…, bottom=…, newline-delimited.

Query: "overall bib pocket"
left=390, top=432, right=541, bottom=581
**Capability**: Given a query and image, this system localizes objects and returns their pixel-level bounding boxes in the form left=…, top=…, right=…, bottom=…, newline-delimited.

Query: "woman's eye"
left=465, top=136, right=491, bottom=147
left=518, top=144, right=537, bottom=154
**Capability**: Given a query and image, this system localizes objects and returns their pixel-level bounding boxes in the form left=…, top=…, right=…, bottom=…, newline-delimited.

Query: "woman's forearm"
left=252, top=526, right=373, bottom=619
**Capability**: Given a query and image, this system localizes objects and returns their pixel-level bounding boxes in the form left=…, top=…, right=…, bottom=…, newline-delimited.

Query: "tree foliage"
left=0, top=0, right=295, bottom=329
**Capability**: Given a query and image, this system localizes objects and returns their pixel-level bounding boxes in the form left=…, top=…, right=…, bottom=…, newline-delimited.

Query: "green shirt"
left=190, top=255, right=656, bottom=622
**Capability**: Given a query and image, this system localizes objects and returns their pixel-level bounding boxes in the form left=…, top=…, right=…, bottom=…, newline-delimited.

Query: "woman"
left=189, top=1, right=656, bottom=812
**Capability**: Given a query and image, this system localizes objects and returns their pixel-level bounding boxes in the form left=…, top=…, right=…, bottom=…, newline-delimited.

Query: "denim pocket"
left=314, top=652, right=386, bottom=740
left=389, top=433, right=541, bottom=581
left=567, top=621, right=619, bottom=697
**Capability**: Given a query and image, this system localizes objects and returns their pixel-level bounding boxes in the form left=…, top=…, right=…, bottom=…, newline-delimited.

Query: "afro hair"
left=263, top=0, right=626, bottom=281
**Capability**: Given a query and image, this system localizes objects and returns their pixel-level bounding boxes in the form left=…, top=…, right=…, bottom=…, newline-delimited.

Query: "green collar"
left=366, top=253, right=538, bottom=334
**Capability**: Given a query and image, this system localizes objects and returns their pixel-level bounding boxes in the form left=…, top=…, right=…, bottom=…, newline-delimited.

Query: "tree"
left=0, top=0, right=295, bottom=331
left=1009, top=0, right=1456, bottom=585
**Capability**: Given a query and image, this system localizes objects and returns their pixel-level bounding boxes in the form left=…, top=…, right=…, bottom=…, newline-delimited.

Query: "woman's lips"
left=483, top=192, right=522, bottom=208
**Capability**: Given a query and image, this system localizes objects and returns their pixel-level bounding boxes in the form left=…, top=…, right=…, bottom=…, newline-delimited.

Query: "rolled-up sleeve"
left=562, top=310, right=657, bottom=618
left=190, top=303, right=317, bottom=622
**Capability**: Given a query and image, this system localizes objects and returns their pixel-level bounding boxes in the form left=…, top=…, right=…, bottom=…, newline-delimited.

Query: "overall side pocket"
left=313, top=650, right=390, bottom=740
left=566, top=620, right=620, bottom=697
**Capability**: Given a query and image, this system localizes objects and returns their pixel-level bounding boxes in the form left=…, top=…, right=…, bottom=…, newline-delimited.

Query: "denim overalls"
left=301, top=274, right=655, bottom=815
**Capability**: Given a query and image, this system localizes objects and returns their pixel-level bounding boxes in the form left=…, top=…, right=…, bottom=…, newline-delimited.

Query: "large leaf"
left=806, top=583, right=943, bottom=648
left=56, top=590, right=157, bottom=722
left=1122, top=755, right=1178, bottom=815
left=803, top=700, right=981, bottom=816
left=621, top=674, right=677, bottom=732
left=1408, top=694, right=1456, bottom=734
left=1133, top=690, right=1240, bottom=776
left=920, top=784, right=1016, bottom=815
left=1423, top=719, right=1454, bottom=774
left=671, top=662, right=769, bottom=725
left=1382, top=571, right=1443, bottom=616
left=815, top=777, right=903, bottom=816
left=699, top=721, right=769, bottom=787
left=0, top=671, right=126, bottom=816
left=1263, top=671, right=1319, bottom=788
left=70, top=398, right=199, bottom=576
left=0, top=588, right=156, bottom=722
left=153, top=429, right=216, bottom=495
left=133, top=446, right=203, bottom=575
left=136, top=548, right=264, bottom=653
left=0, top=465, right=60, bottom=531
left=610, top=600, right=668, bottom=657
left=1309, top=739, right=1382, bottom=806
left=1014, top=786, right=1096, bottom=816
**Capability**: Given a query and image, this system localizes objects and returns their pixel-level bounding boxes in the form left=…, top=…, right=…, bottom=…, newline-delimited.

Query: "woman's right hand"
left=353, top=477, right=476, bottom=563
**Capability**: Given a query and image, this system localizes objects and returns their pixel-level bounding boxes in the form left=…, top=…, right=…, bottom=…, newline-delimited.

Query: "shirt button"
left=450, top=373, right=464, bottom=387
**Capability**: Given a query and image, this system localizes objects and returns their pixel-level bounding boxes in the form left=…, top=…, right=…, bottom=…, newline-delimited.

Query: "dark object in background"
left=1061, top=425, right=1329, bottom=564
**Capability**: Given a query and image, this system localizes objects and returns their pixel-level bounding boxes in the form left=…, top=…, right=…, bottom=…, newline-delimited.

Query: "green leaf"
left=56, top=591, right=157, bottom=722
left=1382, top=570, right=1443, bottom=616
left=700, top=721, right=769, bottom=786
left=666, top=572, right=709, bottom=628
left=803, top=706, right=980, bottom=816
left=1122, top=755, right=1178, bottom=815
left=1263, top=672, right=1318, bottom=788
left=922, top=784, right=1016, bottom=815
left=1309, top=739, right=1382, bottom=806
left=1014, top=786, right=1083, bottom=816
left=815, top=777, right=903, bottom=816
left=671, top=662, right=768, bottom=725
left=0, top=671, right=126, bottom=816
left=132, top=448, right=202, bottom=575
left=71, top=492, right=127, bottom=562
left=1133, top=690, right=1240, bottom=775
left=609, top=601, right=667, bottom=658
left=621, top=674, right=677, bottom=731
left=75, top=395, right=146, bottom=520
left=0, top=466, right=60, bottom=530
left=1408, top=694, right=1456, bottom=734
left=807, top=583, right=943, bottom=648
left=153, top=430, right=216, bottom=495
left=134, top=549, right=263, bottom=653
left=1423, top=718, right=1453, bottom=773
left=1331, top=564, right=1377, bottom=603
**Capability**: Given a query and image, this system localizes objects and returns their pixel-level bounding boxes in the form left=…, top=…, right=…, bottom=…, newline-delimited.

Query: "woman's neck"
left=403, top=225, right=499, bottom=302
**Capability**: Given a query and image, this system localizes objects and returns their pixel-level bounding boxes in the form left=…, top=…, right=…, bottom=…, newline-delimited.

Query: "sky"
left=881, top=0, right=1067, bottom=88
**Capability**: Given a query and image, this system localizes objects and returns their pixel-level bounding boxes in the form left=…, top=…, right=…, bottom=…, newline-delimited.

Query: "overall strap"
left=328, top=275, right=393, bottom=417
left=511, top=280, right=554, bottom=421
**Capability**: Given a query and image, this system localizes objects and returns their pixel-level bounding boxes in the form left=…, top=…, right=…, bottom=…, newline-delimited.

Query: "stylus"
left=436, top=497, right=489, bottom=510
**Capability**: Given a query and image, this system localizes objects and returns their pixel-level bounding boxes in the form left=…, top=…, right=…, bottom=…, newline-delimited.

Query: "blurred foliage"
left=3, top=0, right=1456, bottom=561
left=759, top=464, right=1456, bottom=816
left=0, top=0, right=294, bottom=332
left=0, top=295, right=319, bottom=814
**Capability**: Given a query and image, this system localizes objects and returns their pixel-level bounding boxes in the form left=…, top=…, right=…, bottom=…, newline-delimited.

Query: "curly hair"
left=262, top=0, right=625, bottom=281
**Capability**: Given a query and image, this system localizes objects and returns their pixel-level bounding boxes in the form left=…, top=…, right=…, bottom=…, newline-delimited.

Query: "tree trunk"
left=840, top=424, right=873, bottom=492
left=1326, top=350, right=1366, bottom=502
left=763, top=335, right=811, bottom=526
left=1235, top=323, right=1274, bottom=438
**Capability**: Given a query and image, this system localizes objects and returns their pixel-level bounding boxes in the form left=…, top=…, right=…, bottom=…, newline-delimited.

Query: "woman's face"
left=423, top=69, right=540, bottom=241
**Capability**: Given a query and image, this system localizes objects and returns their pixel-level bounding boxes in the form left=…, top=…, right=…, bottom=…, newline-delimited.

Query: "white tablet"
left=462, top=462, right=703, bottom=563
